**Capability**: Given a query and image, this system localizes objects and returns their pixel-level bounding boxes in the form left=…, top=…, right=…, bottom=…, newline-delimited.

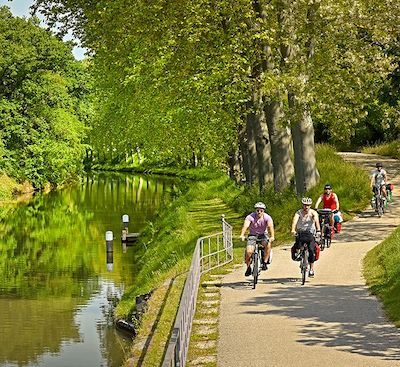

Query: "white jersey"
left=295, top=208, right=318, bottom=234
left=371, top=169, right=387, bottom=187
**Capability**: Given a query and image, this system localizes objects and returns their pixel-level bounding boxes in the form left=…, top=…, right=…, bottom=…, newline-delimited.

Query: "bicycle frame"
left=247, top=235, right=268, bottom=289
left=374, top=185, right=386, bottom=217
left=295, top=232, right=313, bottom=285
left=251, top=241, right=263, bottom=289
left=317, top=209, right=332, bottom=250
left=299, top=243, right=309, bottom=285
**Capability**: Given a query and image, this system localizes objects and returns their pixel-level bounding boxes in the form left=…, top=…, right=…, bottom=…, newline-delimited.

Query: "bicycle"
left=373, top=185, right=386, bottom=217
left=247, top=235, right=271, bottom=289
left=386, top=183, right=394, bottom=203
left=317, top=209, right=332, bottom=250
left=293, top=231, right=316, bottom=285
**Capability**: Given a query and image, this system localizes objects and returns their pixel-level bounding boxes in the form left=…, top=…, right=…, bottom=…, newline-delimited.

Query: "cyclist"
left=291, top=197, right=320, bottom=277
left=240, top=202, right=275, bottom=276
left=314, top=183, right=343, bottom=233
left=371, top=162, right=388, bottom=200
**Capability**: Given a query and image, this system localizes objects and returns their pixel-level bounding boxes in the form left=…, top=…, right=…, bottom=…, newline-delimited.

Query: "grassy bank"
left=362, top=141, right=400, bottom=159
left=120, top=145, right=372, bottom=365
left=364, top=226, right=400, bottom=326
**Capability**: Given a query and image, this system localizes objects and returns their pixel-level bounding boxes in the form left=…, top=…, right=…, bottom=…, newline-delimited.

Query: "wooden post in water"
left=106, top=231, right=114, bottom=271
left=121, top=214, right=129, bottom=242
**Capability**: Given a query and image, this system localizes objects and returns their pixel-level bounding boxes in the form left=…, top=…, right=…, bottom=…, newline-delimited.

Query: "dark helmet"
left=376, top=162, right=383, bottom=168
left=324, top=184, right=332, bottom=190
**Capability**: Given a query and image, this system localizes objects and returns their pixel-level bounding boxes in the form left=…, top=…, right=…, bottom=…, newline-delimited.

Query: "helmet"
left=301, top=197, right=312, bottom=205
left=376, top=162, right=383, bottom=168
left=324, top=184, right=332, bottom=190
left=254, top=202, right=266, bottom=210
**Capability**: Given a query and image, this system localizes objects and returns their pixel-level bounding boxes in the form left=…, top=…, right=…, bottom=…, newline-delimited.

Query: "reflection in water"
left=0, top=173, right=180, bottom=367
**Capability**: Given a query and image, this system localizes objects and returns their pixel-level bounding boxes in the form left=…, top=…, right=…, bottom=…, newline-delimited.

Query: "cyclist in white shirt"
left=370, top=162, right=388, bottom=199
left=291, top=197, right=321, bottom=277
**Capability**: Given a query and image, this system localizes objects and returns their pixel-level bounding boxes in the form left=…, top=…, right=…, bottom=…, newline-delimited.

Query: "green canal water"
left=0, top=172, right=181, bottom=367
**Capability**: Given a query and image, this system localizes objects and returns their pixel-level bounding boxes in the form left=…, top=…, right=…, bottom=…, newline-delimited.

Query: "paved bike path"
left=217, top=153, right=400, bottom=367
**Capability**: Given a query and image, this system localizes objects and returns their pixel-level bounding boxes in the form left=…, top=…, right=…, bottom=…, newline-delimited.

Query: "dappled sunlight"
left=240, top=283, right=400, bottom=360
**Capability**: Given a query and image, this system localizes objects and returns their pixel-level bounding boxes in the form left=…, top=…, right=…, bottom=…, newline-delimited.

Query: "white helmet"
left=254, top=202, right=266, bottom=210
left=301, top=197, right=312, bottom=205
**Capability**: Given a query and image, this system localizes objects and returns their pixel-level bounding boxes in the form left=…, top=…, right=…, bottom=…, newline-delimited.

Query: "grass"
left=123, top=274, right=187, bottom=366
left=362, top=141, right=400, bottom=160
left=119, top=144, right=375, bottom=366
left=363, top=226, right=400, bottom=327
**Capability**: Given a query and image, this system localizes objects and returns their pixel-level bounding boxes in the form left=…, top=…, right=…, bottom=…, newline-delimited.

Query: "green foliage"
left=0, top=174, right=17, bottom=201
left=33, top=0, right=400, bottom=166
left=0, top=6, right=92, bottom=187
left=364, top=227, right=400, bottom=327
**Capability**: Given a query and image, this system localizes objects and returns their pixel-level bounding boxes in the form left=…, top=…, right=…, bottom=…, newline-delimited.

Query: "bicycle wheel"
left=320, top=239, right=325, bottom=251
left=252, top=251, right=259, bottom=289
left=301, top=249, right=308, bottom=285
left=377, top=197, right=384, bottom=217
left=319, top=229, right=325, bottom=251
left=326, top=226, right=332, bottom=248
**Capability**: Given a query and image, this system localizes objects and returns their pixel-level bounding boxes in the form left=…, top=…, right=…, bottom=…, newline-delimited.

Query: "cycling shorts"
left=247, top=234, right=269, bottom=247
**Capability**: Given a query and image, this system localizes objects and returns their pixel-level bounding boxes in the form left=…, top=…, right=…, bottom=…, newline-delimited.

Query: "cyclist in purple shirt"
left=240, top=202, right=275, bottom=276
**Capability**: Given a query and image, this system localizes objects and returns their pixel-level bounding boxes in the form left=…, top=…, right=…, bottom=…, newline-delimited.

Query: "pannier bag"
left=314, top=243, right=321, bottom=261
left=386, top=183, right=394, bottom=191
left=291, top=244, right=300, bottom=261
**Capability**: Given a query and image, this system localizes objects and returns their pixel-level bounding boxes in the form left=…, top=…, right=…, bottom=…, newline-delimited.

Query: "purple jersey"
left=245, top=212, right=273, bottom=236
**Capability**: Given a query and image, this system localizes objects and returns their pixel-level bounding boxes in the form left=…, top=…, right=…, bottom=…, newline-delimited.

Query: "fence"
left=162, top=215, right=233, bottom=367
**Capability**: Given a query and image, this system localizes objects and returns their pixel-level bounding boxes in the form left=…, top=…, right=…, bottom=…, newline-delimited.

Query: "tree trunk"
left=228, top=145, right=242, bottom=184
left=290, top=95, right=320, bottom=195
left=244, top=111, right=258, bottom=185
left=265, top=101, right=294, bottom=192
left=253, top=0, right=292, bottom=192
left=252, top=88, right=273, bottom=191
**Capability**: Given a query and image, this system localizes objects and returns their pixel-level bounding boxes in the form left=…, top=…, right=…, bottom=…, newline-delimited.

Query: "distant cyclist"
left=291, top=197, right=320, bottom=277
left=314, top=183, right=343, bottom=233
left=240, top=202, right=275, bottom=276
left=371, top=162, right=388, bottom=199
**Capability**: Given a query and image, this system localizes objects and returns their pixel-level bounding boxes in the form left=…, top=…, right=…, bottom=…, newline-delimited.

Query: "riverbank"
left=0, top=174, right=36, bottom=209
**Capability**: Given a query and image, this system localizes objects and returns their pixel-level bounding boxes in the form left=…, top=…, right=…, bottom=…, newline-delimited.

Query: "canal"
left=0, top=172, right=181, bottom=367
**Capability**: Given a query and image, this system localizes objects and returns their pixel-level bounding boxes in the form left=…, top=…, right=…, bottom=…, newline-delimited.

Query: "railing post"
left=221, top=214, right=226, bottom=248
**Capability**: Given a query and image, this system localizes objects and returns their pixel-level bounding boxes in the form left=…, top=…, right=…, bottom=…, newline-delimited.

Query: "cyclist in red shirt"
left=315, top=184, right=343, bottom=234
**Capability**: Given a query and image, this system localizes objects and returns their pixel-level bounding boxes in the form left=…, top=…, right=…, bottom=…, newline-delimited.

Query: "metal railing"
left=162, top=215, right=233, bottom=367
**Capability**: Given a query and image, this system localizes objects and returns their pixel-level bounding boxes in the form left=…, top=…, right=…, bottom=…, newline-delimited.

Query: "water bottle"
left=371, top=197, right=376, bottom=209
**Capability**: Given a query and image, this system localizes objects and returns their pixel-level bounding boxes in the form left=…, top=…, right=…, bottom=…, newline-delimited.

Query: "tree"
left=0, top=6, right=92, bottom=187
left=32, top=0, right=400, bottom=192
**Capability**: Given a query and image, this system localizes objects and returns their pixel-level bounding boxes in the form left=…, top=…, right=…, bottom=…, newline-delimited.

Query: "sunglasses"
left=256, top=209, right=264, bottom=212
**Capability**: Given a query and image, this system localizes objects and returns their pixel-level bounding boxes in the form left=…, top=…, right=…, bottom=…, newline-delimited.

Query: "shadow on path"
left=241, top=283, right=400, bottom=361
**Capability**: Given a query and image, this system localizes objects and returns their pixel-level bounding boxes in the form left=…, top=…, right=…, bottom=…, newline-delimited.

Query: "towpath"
left=217, top=153, right=400, bottom=367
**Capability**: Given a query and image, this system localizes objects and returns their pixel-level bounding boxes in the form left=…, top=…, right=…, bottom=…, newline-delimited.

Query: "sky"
left=0, top=0, right=86, bottom=60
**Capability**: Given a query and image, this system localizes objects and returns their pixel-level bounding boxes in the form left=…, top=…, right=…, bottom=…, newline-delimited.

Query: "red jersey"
left=322, top=193, right=337, bottom=210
